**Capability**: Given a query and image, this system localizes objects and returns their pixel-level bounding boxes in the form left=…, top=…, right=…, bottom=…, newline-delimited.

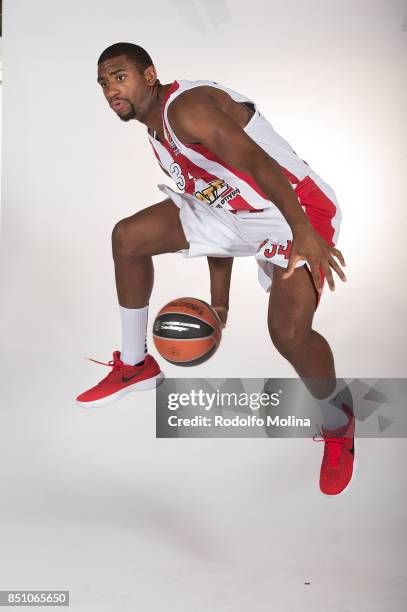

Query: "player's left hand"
left=282, top=224, right=347, bottom=291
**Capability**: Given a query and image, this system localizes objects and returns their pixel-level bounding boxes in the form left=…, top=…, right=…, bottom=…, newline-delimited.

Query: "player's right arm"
left=168, top=90, right=346, bottom=292
left=207, top=256, right=233, bottom=328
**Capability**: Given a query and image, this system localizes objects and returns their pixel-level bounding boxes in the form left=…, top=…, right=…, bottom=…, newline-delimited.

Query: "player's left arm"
left=207, top=256, right=233, bottom=328
left=168, top=91, right=346, bottom=291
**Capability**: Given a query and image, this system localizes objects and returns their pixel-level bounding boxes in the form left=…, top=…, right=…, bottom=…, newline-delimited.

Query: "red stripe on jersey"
left=149, top=141, right=161, bottom=161
left=280, top=166, right=300, bottom=185
left=296, top=176, right=336, bottom=246
left=184, top=142, right=272, bottom=200
left=177, top=152, right=258, bottom=210
left=163, top=80, right=180, bottom=107
left=184, top=143, right=301, bottom=199
left=159, top=138, right=221, bottom=195
left=295, top=176, right=338, bottom=308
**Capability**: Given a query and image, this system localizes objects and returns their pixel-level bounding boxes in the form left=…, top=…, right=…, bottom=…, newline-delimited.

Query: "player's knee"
left=112, top=217, right=150, bottom=259
left=268, top=319, right=309, bottom=360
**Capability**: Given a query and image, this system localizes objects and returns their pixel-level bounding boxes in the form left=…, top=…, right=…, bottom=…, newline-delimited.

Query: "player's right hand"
left=212, top=305, right=228, bottom=328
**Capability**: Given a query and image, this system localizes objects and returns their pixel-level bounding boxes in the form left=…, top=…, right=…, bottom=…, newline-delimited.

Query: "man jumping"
left=77, top=43, right=355, bottom=495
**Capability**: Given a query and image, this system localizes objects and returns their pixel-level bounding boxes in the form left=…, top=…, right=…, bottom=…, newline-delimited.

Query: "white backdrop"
left=1, top=0, right=406, bottom=378
left=1, top=2, right=406, bottom=611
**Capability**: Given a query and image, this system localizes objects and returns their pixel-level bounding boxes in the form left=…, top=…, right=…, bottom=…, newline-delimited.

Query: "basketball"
left=152, top=297, right=222, bottom=366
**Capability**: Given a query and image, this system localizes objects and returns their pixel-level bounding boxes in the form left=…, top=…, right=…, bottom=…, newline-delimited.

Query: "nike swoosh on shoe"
left=122, top=366, right=146, bottom=383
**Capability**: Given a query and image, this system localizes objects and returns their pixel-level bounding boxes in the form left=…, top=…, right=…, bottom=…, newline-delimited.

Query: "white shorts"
left=157, top=175, right=341, bottom=299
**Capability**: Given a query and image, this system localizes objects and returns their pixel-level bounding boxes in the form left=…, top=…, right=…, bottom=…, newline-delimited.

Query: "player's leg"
left=267, top=263, right=353, bottom=412
left=267, top=264, right=355, bottom=495
left=112, top=198, right=188, bottom=308
left=112, top=198, right=189, bottom=364
left=76, top=198, right=188, bottom=408
left=267, top=264, right=334, bottom=389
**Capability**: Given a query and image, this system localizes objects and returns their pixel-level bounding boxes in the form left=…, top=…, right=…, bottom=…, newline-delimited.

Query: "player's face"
left=97, top=55, right=150, bottom=122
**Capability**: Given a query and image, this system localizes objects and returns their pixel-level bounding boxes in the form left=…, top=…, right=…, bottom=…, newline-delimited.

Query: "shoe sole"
left=320, top=437, right=358, bottom=497
left=76, top=371, right=165, bottom=408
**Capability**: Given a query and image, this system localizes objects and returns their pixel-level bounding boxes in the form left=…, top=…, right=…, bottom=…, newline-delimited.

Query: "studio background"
left=0, top=1, right=406, bottom=611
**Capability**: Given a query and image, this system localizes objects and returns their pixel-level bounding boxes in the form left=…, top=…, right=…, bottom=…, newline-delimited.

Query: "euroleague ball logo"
left=170, top=300, right=205, bottom=316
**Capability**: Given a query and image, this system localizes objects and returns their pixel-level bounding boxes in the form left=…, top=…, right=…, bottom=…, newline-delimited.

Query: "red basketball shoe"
left=313, top=405, right=355, bottom=496
left=76, top=351, right=164, bottom=408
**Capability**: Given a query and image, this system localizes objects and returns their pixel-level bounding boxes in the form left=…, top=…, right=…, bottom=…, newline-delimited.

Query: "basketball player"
left=77, top=43, right=355, bottom=495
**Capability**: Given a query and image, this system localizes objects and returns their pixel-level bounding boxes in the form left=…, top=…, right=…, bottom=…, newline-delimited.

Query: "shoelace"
left=313, top=433, right=346, bottom=466
left=86, top=356, right=124, bottom=385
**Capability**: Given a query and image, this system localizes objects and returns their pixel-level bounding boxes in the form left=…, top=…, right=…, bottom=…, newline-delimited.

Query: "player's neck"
left=143, top=82, right=172, bottom=135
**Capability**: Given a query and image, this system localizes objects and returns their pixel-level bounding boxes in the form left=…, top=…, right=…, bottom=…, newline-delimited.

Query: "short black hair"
left=98, top=42, right=154, bottom=74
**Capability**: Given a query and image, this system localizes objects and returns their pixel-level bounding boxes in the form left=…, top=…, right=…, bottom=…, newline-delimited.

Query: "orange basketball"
left=152, top=297, right=222, bottom=366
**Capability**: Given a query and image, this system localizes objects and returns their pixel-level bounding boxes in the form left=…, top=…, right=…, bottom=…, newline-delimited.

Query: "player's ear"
left=144, top=65, right=158, bottom=87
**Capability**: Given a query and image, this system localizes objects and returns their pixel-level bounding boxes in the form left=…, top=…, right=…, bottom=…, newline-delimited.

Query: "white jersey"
left=148, top=78, right=329, bottom=212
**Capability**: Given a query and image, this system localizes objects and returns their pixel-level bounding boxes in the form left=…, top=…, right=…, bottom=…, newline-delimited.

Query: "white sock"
left=316, top=380, right=353, bottom=431
left=119, top=304, right=148, bottom=366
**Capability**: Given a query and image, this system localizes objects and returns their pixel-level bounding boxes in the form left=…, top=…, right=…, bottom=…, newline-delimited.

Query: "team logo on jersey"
left=194, top=179, right=240, bottom=207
